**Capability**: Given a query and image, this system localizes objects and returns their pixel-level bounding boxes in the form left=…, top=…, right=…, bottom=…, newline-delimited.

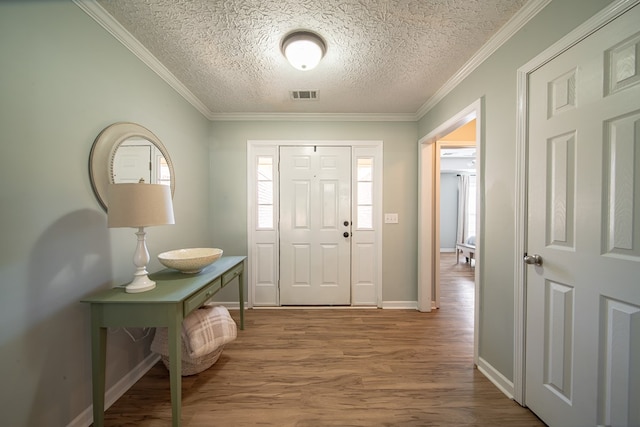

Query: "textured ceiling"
left=94, top=0, right=529, bottom=117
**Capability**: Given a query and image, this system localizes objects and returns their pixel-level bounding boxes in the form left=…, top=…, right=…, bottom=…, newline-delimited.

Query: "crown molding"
left=72, top=0, right=214, bottom=119
left=208, top=112, right=418, bottom=122
left=75, top=0, right=548, bottom=123
left=73, top=0, right=416, bottom=123
left=415, top=0, right=551, bottom=120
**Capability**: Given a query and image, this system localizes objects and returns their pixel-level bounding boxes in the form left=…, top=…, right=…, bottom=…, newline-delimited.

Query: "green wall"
left=418, top=0, right=613, bottom=381
left=208, top=120, right=419, bottom=303
left=0, top=0, right=620, bottom=425
left=0, top=2, right=211, bottom=426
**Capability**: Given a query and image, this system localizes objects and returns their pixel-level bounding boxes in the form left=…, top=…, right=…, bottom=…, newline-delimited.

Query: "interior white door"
left=525, top=5, right=640, bottom=426
left=279, top=146, right=352, bottom=305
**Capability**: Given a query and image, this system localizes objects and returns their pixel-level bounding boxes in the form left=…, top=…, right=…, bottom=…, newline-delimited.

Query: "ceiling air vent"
left=290, top=90, right=319, bottom=100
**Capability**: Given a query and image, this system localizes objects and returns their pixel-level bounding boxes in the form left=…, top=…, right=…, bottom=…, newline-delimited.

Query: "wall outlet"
left=384, top=213, right=399, bottom=224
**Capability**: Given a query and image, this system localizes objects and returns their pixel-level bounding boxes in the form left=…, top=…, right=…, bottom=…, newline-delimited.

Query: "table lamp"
left=108, top=181, right=175, bottom=293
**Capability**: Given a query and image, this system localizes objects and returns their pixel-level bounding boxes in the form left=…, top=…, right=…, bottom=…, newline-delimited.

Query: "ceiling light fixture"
left=281, top=31, right=326, bottom=71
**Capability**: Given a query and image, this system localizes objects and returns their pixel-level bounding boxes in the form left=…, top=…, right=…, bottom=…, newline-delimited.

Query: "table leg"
left=90, top=308, right=107, bottom=427
left=168, top=317, right=182, bottom=426
left=239, top=266, right=245, bottom=330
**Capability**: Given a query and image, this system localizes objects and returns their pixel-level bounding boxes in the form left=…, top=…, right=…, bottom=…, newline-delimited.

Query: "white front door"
left=525, top=5, right=640, bottom=426
left=279, top=146, right=352, bottom=305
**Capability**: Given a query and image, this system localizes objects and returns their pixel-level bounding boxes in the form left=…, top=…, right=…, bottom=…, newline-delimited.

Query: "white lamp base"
left=124, top=226, right=156, bottom=293
left=125, top=274, right=156, bottom=293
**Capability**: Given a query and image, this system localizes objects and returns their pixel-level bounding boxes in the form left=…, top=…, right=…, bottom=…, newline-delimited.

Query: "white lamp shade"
left=282, top=32, right=326, bottom=71
left=108, top=183, right=175, bottom=228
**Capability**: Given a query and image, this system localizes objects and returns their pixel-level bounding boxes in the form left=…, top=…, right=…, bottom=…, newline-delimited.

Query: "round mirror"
left=89, top=122, right=175, bottom=211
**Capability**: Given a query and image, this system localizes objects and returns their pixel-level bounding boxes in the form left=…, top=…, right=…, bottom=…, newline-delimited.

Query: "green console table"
left=82, top=255, right=246, bottom=427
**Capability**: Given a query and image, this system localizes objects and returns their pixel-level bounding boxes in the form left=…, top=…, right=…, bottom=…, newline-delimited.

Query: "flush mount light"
left=281, top=31, right=326, bottom=71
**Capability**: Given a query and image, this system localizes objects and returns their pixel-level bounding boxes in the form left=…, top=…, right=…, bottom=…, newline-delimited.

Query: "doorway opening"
left=436, top=122, right=477, bottom=308
left=418, top=98, right=482, bottom=365
left=437, top=125, right=477, bottom=340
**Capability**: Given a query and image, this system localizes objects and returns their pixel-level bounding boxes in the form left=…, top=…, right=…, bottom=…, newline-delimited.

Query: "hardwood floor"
left=101, top=253, right=544, bottom=426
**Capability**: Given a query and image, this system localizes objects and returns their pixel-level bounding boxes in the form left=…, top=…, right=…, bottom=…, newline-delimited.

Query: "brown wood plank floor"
left=100, top=253, right=544, bottom=426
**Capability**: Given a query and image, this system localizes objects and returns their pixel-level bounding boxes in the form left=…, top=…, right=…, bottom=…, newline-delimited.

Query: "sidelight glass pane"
left=357, top=158, right=373, bottom=181
left=358, top=182, right=372, bottom=205
left=257, top=181, right=273, bottom=204
left=258, top=158, right=273, bottom=181
left=356, top=158, right=374, bottom=230
left=257, top=156, right=274, bottom=229
left=157, top=156, right=171, bottom=185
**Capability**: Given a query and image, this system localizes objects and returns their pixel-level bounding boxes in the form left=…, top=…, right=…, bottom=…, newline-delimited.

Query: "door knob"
left=523, top=254, right=543, bottom=266
left=343, top=221, right=350, bottom=227
left=343, top=232, right=350, bottom=238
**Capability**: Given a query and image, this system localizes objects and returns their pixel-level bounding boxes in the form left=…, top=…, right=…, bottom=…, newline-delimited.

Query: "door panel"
left=546, top=132, right=575, bottom=249
left=604, top=111, right=640, bottom=258
left=280, top=146, right=351, bottom=305
left=525, top=5, right=640, bottom=426
left=543, top=280, right=574, bottom=404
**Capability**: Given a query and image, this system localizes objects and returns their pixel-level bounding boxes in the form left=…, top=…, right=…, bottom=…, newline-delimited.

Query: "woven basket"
left=150, top=305, right=236, bottom=376
left=160, top=346, right=224, bottom=376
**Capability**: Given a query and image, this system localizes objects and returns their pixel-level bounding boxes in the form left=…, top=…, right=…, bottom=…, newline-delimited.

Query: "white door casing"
left=522, top=4, right=640, bottom=426
left=279, top=146, right=352, bottom=305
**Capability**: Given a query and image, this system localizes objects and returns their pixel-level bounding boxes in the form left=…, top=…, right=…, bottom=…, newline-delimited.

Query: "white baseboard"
left=212, top=301, right=243, bottom=310
left=440, top=248, right=456, bottom=253
left=217, top=301, right=420, bottom=310
left=381, top=301, right=419, bottom=309
left=68, top=353, right=160, bottom=427
left=477, top=357, right=515, bottom=400
left=251, top=305, right=377, bottom=310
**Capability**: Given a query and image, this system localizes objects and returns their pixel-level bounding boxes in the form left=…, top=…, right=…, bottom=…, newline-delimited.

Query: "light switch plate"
left=384, top=213, right=399, bottom=224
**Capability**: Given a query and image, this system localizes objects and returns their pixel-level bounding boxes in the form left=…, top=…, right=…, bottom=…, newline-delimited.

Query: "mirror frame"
left=89, top=122, right=175, bottom=211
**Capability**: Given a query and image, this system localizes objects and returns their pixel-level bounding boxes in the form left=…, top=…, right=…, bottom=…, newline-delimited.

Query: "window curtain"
left=456, top=174, right=470, bottom=245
